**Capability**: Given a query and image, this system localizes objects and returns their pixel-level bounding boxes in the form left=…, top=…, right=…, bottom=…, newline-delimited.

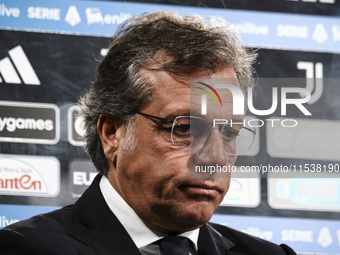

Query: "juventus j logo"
left=297, top=61, right=323, bottom=104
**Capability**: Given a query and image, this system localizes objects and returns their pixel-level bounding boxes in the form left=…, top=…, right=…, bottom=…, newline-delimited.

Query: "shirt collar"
left=99, top=175, right=199, bottom=251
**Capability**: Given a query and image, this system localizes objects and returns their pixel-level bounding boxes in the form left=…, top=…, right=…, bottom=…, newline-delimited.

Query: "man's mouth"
left=179, top=182, right=222, bottom=198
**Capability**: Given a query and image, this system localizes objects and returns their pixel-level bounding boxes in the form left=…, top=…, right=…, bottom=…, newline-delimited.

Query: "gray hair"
left=78, top=11, right=257, bottom=175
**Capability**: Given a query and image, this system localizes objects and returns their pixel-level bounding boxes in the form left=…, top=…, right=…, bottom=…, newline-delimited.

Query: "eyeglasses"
left=137, top=111, right=256, bottom=155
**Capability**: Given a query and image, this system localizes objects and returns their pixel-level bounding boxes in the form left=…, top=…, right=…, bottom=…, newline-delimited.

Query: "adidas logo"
left=0, top=45, right=40, bottom=85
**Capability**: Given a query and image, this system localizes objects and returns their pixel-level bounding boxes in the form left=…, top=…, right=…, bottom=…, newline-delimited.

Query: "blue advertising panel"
left=212, top=214, right=340, bottom=254
left=0, top=0, right=339, bottom=52
left=0, top=204, right=59, bottom=229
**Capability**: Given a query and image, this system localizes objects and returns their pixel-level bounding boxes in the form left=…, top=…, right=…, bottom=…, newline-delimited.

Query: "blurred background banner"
left=1, top=0, right=340, bottom=52
left=0, top=0, right=339, bottom=254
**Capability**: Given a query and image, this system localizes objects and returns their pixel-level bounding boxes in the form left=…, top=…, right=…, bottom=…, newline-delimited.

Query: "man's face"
left=107, top=67, right=240, bottom=234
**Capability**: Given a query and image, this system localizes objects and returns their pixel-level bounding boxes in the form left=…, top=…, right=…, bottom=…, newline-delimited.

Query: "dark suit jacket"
left=0, top=175, right=296, bottom=255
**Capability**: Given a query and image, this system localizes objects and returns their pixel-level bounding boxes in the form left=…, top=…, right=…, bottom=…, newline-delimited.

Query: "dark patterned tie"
left=159, top=236, right=190, bottom=255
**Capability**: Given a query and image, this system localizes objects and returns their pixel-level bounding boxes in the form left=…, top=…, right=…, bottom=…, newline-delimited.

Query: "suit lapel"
left=198, top=223, right=235, bottom=255
left=68, top=174, right=142, bottom=255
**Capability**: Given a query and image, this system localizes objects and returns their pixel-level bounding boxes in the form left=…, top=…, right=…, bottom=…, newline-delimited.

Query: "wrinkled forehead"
left=138, top=64, right=243, bottom=119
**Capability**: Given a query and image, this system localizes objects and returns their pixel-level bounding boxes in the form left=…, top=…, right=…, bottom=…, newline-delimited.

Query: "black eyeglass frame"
left=136, top=111, right=257, bottom=155
left=137, top=111, right=174, bottom=124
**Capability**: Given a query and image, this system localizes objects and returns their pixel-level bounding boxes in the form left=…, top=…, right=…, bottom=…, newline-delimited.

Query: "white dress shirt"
left=99, top=175, right=199, bottom=255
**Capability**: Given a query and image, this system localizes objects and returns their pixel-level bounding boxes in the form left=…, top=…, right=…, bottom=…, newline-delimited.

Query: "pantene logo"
left=0, top=155, right=60, bottom=197
left=1, top=174, right=42, bottom=191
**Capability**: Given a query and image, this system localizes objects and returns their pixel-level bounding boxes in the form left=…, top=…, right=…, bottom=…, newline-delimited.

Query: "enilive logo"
left=0, top=4, right=20, bottom=18
left=85, top=7, right=131, bottom=25
left=242, top=227, right=273, bottom=241
left=0, top=155, right=60, bottom=197
left=0, top=216, right=19, bottom=228
left=231, top=22, right=269, bottom=36
left=196, top=82, right=222, bottom=115
left=0, top=45, right=40, bottom=85
left=85, top=8, right=103, bottom=25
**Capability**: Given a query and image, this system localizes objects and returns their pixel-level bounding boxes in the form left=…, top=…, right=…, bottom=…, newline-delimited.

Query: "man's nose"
left=194, top=127, right=228, bottom=167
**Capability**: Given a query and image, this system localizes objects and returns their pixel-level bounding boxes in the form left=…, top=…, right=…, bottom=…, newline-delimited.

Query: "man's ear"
left=97, top=114, right=123, bottom=164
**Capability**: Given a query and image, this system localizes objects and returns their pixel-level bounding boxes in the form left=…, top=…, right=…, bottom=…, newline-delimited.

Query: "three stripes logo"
left=0, top=45, right=40, bottom=85
left=196, top=82, right=222, bottom=115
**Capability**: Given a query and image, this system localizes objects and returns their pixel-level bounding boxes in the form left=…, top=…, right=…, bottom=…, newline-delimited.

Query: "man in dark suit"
left=0, top=11, right=296, bottom=255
